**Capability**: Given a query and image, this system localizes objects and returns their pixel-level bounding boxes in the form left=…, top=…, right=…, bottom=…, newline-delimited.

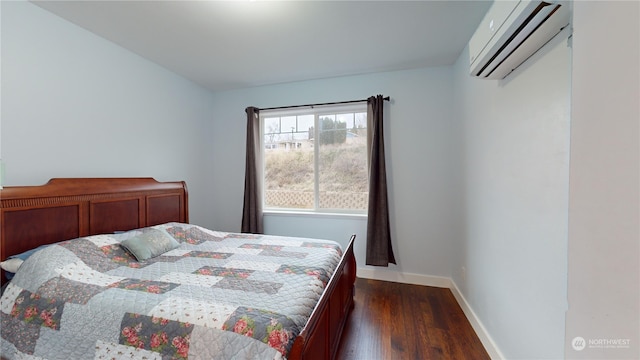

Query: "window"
left=261, top=103, right=368, bottom=213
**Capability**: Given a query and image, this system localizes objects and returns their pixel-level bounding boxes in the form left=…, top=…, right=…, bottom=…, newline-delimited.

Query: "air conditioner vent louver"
left=469, top=1, right=570, bottom=80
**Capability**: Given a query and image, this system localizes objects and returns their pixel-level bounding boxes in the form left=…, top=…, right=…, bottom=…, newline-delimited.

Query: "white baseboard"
left=449, top=280, right=505, bottom=360
left=356, top=267, right=504, bottom=360
left=357, top=267, right=452, bottom=288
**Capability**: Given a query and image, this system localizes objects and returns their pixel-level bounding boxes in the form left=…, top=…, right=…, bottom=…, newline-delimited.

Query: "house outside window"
left=261, top=103, right=368, bottom=213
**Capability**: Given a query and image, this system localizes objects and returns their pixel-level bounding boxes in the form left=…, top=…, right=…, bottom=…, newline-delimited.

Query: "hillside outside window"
left=260, top=103, right=368, bottom=213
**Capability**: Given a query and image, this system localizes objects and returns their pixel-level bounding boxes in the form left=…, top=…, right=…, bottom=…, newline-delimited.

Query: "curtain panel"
left=366, top=95, right=396, bottom=266
left=241, top=106, right=264, bottom=234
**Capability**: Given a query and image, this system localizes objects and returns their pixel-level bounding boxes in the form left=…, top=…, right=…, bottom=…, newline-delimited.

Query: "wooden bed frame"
left=0, top=178, right=356, bottom=360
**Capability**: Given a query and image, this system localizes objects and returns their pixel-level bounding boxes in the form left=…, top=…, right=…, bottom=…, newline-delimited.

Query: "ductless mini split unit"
left=469, top=0, right=570, bottom=80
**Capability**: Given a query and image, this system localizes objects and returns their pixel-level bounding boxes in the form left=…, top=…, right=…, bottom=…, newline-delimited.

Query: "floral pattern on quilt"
left=302, top=241, right=343, bottom=255
left=214, top=278, right=283, bottom=295
left=119, top=313, right=193, bottom=358
left=0, top=222, right=343, bottom=360
left=9, top=289, right=64, bottom=330
left=166, top=226, right=226, bottom=244
left=194, top=266, right=254, bottom=279
left=0, top=312, right=41, bottom=354
left=277, top=265, right=331, bottom=286
left=108, top=279, right=179, bottom=294
left=222, top=306, right=297, bottom=357
left=181, top=251, right=234, bottom=259
left=240, top=244, right=284, bottom=251
left=37, top=277, right=105, bottom=305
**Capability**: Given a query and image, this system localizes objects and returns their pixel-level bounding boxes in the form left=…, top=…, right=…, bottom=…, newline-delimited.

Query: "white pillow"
left=0, top=258, right=24, bottom=273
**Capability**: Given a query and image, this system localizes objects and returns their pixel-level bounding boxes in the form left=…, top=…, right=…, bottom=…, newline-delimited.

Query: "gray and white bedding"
left=0, top=223, right=343, bottom=359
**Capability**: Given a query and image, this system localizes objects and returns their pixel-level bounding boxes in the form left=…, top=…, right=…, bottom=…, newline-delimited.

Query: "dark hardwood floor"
left=336, top=278, right=490, bottom=360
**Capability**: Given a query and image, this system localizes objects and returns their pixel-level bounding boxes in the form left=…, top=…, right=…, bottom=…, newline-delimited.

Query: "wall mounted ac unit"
left=469, top=0, right=570, bottom=80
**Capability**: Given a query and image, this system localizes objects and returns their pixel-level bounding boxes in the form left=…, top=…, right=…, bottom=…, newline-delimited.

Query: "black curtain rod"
left=258, top=96, right=390, bottom=111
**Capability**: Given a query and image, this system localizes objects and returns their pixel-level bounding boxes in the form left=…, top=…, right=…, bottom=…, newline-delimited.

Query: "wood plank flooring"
left=336, top=278, right=490, bottom=360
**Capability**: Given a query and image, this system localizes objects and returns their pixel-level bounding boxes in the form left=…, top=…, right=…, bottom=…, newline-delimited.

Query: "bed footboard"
left=289, top=234, right=357, bottom=360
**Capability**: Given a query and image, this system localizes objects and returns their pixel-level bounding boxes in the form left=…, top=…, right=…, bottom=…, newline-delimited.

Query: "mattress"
left=0, top=223, right=343, bottom=359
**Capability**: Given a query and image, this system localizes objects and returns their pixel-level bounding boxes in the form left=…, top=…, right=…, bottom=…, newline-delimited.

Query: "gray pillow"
left=120, top=228, right=180, bottom=261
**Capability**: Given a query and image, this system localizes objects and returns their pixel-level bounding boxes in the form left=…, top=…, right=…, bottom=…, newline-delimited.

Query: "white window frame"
left=260, top=103, right=368, bottom=215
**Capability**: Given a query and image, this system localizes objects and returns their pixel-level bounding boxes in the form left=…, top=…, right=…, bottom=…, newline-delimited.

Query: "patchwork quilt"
left=0, top=223, right=343, bottom=360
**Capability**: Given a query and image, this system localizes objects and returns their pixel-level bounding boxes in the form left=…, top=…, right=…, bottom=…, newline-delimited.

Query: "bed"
left=0, top=178, right=356, bottom=359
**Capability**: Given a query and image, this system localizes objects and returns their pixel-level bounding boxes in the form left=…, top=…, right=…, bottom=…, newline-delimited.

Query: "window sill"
left=263, top=210, right=367, bottom=221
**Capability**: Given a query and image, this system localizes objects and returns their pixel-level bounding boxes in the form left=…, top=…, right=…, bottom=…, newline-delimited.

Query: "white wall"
left=0, top=1, right=215, bottom=226
left=451, top=24, right=572, bottom=360
left=565, top=2, right=639, bottom=359
left=208, top=67, right=458, bottom=278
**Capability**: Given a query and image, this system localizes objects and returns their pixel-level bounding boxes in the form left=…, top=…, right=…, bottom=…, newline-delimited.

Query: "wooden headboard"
left=0, top=178, right=188, bottom=281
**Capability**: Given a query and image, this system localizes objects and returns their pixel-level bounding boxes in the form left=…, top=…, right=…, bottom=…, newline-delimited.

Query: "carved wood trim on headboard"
left=0, top=178, right=188, bottom=282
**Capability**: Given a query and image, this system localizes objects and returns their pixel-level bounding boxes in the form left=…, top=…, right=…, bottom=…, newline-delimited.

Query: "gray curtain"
left=241, top=106, right=263, bottom=234
left=366, top=95, right=396, bottom=266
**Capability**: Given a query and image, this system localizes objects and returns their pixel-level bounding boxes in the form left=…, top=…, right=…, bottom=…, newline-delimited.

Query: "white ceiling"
left=33, top=0, right=492, bottom=92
